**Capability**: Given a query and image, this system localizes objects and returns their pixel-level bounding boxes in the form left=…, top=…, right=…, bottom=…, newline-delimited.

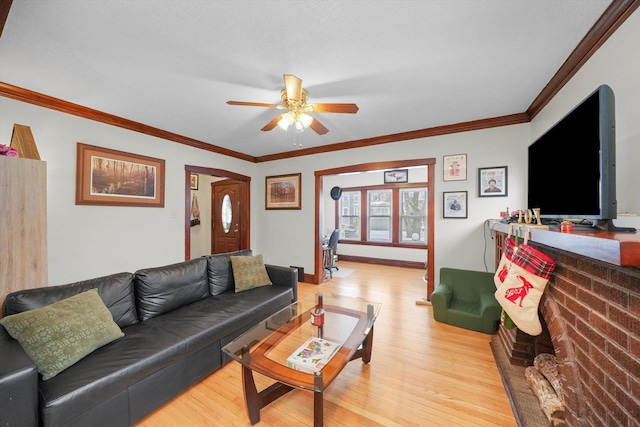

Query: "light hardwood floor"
left=135, top=261, right=516, bottom=426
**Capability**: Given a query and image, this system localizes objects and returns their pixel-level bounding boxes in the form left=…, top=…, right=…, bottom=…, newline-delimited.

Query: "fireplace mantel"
left=490, top=221, right=640, bottom=267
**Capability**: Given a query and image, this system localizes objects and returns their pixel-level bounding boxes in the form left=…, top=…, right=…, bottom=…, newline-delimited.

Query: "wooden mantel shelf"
left=491, top=221, right=640, bottom=267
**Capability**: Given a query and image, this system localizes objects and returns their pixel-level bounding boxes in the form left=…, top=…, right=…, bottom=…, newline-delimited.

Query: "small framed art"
left=443, top=191, right=467, bottom=218
left=443, top=154, right=467, bottom=181
left=384, top=169, right=408, bottom=183
left=190, top=173, right=199, bottom=190
left=265, top=173, right=302, bottom=210
left=478, top=166, right=508, bottom=197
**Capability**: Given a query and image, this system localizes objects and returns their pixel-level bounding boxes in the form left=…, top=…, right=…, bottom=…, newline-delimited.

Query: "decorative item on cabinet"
left=10, top=123, right=40, bottom=160
left=0, top=143, right=19, bottom=157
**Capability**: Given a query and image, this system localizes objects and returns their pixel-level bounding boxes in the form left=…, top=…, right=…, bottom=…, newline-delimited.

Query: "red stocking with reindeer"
left=494, top=235, right=556, bottom=336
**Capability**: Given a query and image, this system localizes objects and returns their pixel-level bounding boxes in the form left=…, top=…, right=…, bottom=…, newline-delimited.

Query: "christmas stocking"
left=494, top=234, right=556, bottom=336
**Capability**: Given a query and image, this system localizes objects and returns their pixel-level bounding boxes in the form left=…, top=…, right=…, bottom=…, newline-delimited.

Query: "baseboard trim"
left=338, top=255, right=423, bottom=270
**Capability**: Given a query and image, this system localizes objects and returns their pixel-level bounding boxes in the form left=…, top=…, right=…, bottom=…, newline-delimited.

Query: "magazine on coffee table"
left=286, top=337, right=341, bottom=374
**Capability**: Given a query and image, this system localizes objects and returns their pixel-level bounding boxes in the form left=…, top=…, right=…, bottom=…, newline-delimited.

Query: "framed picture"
left=443, top=191, right=468, bottom=218
left=478, top=166, right=508, bottom=197
left=75, top=143, right=165, bottom=207
left=384, top=169, right=408, bottom=183
left=443, top=154, right=467, bottom=181
left=265, top=173, right=302, bottom=210
left=190, top=173, right=199, bottom=190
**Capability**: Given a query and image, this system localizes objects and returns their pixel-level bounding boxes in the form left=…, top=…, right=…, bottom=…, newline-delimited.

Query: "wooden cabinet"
left=494, top=230, right=505, bottom=269
left=0, top=157, right=47, bottom=315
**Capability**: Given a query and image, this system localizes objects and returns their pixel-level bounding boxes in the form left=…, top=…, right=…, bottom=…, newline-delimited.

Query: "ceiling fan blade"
left=309, top=117, right=329, bottom=135
left=283, top=74, right=303, bottom=103
left=261, top=113, right=286, bottom=132
left=227, top=101, right=282, bottom=108
left=309, top=103, right=359, bottom=114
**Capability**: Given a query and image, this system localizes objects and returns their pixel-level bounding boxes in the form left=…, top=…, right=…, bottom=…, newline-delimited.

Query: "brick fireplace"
left=492, top=231, right=639, bottom=426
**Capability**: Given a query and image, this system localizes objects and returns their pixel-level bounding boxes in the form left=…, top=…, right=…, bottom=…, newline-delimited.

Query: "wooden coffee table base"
left=241, top=326, right=374, bottom=427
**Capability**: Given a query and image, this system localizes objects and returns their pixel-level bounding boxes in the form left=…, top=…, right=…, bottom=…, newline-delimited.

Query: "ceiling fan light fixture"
left=298, top=112, right=313, bottom=128
left=228, top=74, right=357, bottom=136
left=277, top=112, right=295, bottom=130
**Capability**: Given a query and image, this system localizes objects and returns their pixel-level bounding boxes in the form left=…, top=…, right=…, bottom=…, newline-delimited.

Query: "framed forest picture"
left=76, top=143, right=165, bottom=207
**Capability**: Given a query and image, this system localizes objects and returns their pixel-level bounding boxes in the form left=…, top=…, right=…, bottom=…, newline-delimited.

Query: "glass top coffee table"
left=223, top=292, right=381, bottom=427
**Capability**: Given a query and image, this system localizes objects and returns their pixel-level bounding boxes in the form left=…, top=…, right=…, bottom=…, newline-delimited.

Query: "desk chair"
left=328, top=229, right=340, bottom=272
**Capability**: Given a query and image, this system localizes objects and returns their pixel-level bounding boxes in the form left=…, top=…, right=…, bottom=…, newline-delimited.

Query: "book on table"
left=286, top=337, right=341, bottom=374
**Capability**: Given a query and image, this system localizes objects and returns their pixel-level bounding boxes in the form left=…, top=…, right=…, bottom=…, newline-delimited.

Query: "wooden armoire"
left=0, top=156, right=47, bottom=316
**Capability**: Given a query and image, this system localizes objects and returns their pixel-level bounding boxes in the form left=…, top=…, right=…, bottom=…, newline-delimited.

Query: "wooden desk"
left=322, top=246, right=333, bottom=279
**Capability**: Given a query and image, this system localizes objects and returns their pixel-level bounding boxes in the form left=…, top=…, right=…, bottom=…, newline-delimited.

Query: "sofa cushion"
left=231, top=254, right=272, bottom=292
left=134, top=258, right=208, bottom=321
left=2, top=272, right=138, bottom=329
left=0, top=327, right=38, bottom=427
left=145, top=285, right=294, bottom=355
left=206, top=249, right=253, bottom=295
left=0, top=289, right=124, bottom=380
left=38, top=321, right=187, bottom=426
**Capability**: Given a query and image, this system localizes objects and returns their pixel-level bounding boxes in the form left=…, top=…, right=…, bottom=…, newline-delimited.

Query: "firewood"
left=525, top=366, right=566, bottom=426
left=534, top=353, right=564, bottom=403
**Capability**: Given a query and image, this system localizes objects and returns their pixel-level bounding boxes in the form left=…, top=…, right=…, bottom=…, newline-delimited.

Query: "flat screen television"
left=527, top=84, right=634, bottom=232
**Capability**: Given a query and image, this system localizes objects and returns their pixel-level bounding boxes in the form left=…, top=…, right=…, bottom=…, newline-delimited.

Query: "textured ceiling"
left=0, top=0, right=613, bottom=158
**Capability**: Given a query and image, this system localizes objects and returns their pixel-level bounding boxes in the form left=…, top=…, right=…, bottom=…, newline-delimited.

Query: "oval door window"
left=221, top=194, right=232, bottom=233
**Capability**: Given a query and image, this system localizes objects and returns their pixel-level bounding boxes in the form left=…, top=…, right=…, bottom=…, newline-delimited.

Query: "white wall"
left=0, top=100, right=256, bottom=285
left=1, top=9, right=638, bottom=288
left=255, top=124, right=530, bottom=282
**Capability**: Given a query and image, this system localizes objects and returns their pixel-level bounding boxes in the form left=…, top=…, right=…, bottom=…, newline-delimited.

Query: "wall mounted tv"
left=527, top=84, right=634, bottom=232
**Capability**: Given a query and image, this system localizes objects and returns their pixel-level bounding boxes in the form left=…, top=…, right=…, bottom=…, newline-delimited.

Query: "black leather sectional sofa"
left=0, top=249, right=298, bottom=427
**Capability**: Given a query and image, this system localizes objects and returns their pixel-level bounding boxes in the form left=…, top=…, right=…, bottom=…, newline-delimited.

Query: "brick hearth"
left=493, top=232, right=640, bottom=426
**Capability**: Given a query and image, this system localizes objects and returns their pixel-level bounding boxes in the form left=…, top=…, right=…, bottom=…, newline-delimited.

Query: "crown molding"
left=0, top=82, right=256, bottom=162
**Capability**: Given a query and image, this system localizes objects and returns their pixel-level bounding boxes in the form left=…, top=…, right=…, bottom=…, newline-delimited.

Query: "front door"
left=212, top=180, right=242, bottom=253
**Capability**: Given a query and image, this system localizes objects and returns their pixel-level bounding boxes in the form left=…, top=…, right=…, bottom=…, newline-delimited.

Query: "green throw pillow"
left=0, top=289, right=124, bottom=380
left=230, top=254, right=272, bottom=293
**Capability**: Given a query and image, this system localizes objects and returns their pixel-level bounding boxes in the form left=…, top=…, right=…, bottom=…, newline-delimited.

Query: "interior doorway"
left=314, top=158, right=435, bottom=299
left=184, top=166, right=251, bottom=260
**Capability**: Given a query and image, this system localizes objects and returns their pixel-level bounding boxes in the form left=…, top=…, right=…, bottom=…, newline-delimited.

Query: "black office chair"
left=328, top=229, right=340, bottom=271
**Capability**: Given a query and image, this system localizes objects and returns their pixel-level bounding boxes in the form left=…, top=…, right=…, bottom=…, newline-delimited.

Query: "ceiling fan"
left=227, top=74, right=359, bottom=135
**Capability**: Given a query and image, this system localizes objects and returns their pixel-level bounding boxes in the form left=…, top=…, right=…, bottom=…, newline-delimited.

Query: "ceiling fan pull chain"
left=292, top=128, right=302, bottom=148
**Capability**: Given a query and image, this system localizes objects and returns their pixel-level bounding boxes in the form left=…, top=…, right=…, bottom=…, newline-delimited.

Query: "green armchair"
left=431, top=267, right=501, bottom=334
